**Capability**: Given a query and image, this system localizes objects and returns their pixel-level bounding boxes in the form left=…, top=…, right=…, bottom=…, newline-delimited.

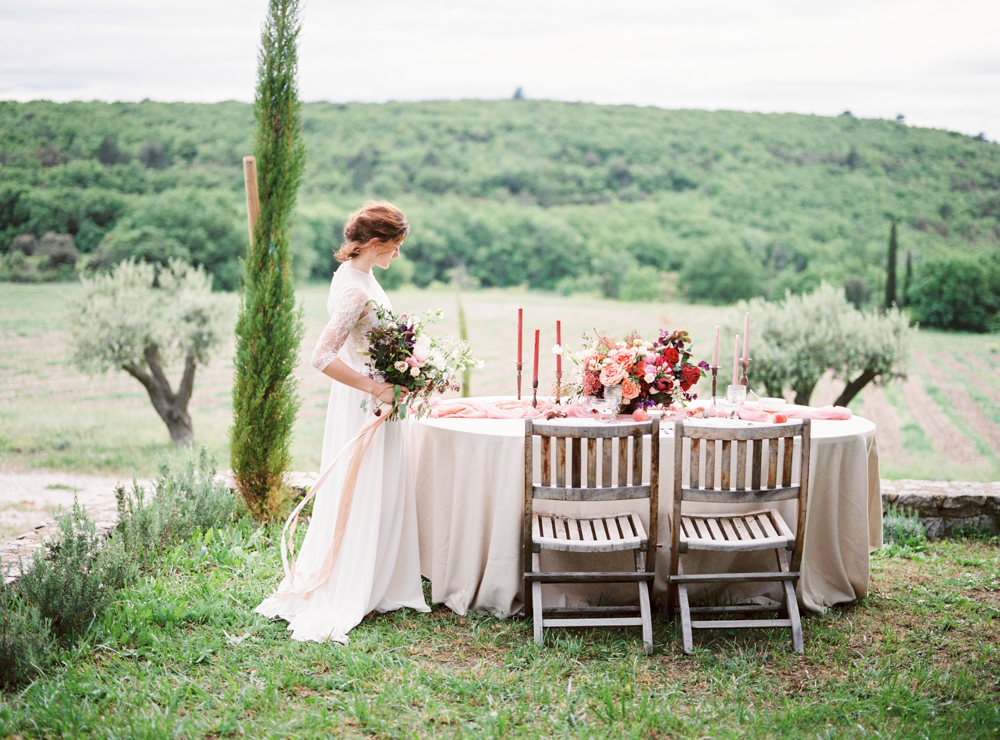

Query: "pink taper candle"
left=742, top=312, right=750, bottom=361
left=712, top=325, right=719, bottom=367
left=533, top=329, right=540, bottom=384
left=556, top=321, right=562, bottom=372
left=517, top=308, right=523, bottom=364
left=732, top=334, right=740, bottom=387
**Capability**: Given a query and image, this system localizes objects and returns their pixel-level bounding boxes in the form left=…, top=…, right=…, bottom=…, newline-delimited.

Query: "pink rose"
left=600, top=364, right=626, bottom=386
left=410, top=338, right=431, bottom=366
left=621, top=377, right=640, bottom=400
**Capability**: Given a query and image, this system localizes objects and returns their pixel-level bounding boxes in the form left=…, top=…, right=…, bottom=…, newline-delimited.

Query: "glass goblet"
left=758, top=396, right=786, bottom=423
left=726, top=384, right=747, bottom=420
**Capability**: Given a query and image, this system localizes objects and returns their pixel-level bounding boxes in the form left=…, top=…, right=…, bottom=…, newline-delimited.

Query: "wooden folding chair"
left=523, top=418, right=659, bottom=654
left=668, top=419, right=811, bottom=654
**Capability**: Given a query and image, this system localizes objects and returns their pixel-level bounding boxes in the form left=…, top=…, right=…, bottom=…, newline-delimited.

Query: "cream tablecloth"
left=412, top=404, right=881, bottom=617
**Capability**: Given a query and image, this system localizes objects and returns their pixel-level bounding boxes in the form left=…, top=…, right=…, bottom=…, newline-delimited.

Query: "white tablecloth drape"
left=412, top=407, right=880, bottom=617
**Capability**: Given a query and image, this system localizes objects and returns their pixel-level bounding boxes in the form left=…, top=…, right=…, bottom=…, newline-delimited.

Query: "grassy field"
left=2, top=281, right=1000, bottom=482
left=1, top=519, right=998, bottom=738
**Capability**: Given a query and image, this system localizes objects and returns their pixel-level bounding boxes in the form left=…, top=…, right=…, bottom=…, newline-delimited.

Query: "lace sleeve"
left=311, top=288, right=370, bottom=372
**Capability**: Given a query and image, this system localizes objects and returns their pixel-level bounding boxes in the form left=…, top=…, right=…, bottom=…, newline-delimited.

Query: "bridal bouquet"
left=564, top=329, right=708, bottom=413
left=362, top=304, right=481, bottom=420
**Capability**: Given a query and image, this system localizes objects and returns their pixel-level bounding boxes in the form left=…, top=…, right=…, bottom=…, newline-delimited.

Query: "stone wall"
left=880, top=479, right=1000, bottom=539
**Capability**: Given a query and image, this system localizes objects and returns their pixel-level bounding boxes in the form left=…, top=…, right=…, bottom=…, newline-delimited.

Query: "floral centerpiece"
left=362, top=304, right=481, bottom=420
left=564, top=330, right=708, bottom=414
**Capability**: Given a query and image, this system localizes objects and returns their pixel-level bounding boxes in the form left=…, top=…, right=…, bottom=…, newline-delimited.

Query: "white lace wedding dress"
left=255, top=265, right=429, bottom=642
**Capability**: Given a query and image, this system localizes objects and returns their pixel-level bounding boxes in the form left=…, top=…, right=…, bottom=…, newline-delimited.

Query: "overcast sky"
left=2, top=0, right=998, bottom=140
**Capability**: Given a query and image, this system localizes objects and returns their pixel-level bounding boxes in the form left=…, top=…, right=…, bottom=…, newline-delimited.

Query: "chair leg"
left=777, top=549, right=803, bottom=654
left=676, top=561, right=693, bottom=654
left=532, top=552, right=543, bottom=645
left=634, top=550, right=653, bottom=654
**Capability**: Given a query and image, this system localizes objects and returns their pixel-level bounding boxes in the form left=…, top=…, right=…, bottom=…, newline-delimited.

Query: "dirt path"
left=0, top=471, right=144, bottom=544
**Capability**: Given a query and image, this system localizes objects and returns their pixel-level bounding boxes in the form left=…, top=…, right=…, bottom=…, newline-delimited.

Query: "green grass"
left=1, top=519, right=998, bottom=738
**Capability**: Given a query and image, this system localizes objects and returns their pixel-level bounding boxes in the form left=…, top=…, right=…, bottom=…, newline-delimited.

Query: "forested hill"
left=1, top=99, right=998, bottom=302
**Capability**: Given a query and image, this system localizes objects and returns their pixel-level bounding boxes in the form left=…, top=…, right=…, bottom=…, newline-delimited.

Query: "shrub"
left=114, top=447, right=240, bottom=562
left=907, top=253, right=1000, bottom=332
left=680, top=238, right=764, bottom=304
left=17, top=499, right=137, bottom=641
left=102, top=188, right=245, bottom=290
left=619, top=264, right=662, bottom=302
left=882, top=504, right=928, bottom=557
left=0, top=586, right=55, bottom=690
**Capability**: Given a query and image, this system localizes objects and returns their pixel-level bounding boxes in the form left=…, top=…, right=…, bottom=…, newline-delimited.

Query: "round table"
left=411, top=401, right=881, bottom=617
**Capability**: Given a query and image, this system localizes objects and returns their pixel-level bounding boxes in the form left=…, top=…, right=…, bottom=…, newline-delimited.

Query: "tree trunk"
left=123, top=345, right=197, bottom=446
left=793, top=380, right=817, bottom=407
left=833, top=368, right=877, bottom=408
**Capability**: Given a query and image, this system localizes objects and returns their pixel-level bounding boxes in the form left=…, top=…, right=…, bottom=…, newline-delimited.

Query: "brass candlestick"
left=532, top=379, right=539, bottom=408
left=516, top=361, right=523, bottom=400
left=555, top=369, right=562, bottom=405
left=710, top=365, right=719, bottom=406
left=740, top=358, right=751, bottom=387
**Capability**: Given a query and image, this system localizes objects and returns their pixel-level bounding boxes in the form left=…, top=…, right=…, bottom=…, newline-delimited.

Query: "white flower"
left=387, top=322, right=397, bottom=330
left=476, top=360, right=485, bottom=369
left=394, top=360, right=409, bottom=373
left=410, top=366, right=420, bottom=377
left=650, top=388, right=659, bottom=394
left=644, top=373, right=655, bottom=383
left=551, top=344, right=562, bottom=355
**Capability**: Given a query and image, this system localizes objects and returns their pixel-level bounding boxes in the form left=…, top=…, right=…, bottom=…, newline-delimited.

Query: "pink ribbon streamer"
left=278, top=411, right=389, bottom=599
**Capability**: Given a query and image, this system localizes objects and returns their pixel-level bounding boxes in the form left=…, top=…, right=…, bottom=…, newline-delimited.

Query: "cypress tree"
left=885, top=220, right=898, bottom=310
left=229, top=0, right=306, bottom=521
left=903, top=251, right=913, bottom=307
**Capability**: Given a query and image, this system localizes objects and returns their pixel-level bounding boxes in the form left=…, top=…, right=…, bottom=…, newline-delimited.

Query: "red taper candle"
left=533, top=329, right=540, bottom=384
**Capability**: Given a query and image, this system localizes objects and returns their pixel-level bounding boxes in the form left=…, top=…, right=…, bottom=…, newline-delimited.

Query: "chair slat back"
left=670, top=419, right=812, bottom=573
left=524, top=418, right=660, bottom=570
left=527, top=420, right=660, bottom=500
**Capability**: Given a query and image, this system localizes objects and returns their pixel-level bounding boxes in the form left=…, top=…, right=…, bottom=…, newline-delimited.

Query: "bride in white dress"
left=256, top=201, right=430, bottom=642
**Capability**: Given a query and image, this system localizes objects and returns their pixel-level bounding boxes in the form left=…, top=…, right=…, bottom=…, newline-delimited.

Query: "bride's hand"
left=373, top=383, right=407, bottom=406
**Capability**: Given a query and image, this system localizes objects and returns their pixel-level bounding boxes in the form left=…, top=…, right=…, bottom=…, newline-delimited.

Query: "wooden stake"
left=243, top=156, right=260, bottom=245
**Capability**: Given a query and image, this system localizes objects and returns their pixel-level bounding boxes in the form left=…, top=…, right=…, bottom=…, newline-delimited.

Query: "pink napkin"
left=428, top=398, right=592, bottom=420
left=703, top=402, right=851, bottom=422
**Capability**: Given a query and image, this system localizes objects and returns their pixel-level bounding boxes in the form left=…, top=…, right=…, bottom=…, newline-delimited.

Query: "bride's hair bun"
left=335, top=201, right=409, bottom=262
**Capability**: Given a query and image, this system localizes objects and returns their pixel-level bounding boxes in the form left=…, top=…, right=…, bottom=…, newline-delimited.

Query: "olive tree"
left=68, top=259, right=230, bottom=445
left=727, top=283, right=912, bottom=407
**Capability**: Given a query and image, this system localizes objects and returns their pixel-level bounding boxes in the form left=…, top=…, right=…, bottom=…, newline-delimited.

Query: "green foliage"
left=68, top=259, right=230, bottom=444
left=2, top=99, right=999, bottom=310
left=17, top=500, right=138, bottom=642
left=680, top=238, right=764, bottom=304
left=68, top=259, right=229, bottom=375
left=907, top=253, right=1000, bottom=332
left=885, top=221, right=898, bottom=309
left=0, top=449, right=241, bottom=690
left=728, top=283, right=913, bottom=405
left=230, top=0, right=306, bottom=521
left=114, top=447, right=240, bottom=565
left=882, top=504, right=928, bottom=557
left=0, top=586, right=55, bottom=690
left=93, top=189, right=245, bottom=290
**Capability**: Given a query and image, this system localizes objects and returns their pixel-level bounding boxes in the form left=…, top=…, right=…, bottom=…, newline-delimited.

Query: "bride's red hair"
left=334, top=201, right=410, bottom=262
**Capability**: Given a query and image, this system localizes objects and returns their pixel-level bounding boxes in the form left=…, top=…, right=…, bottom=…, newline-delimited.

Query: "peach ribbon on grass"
left=278, top=411, right=389, bottom=600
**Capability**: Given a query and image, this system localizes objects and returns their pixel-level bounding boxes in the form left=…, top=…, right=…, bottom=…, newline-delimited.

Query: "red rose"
left=680, top=365, right=701, bottom=391
left=655, top=378, right=673, bottom=392
left=662, top=348, right=680, bottom=366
